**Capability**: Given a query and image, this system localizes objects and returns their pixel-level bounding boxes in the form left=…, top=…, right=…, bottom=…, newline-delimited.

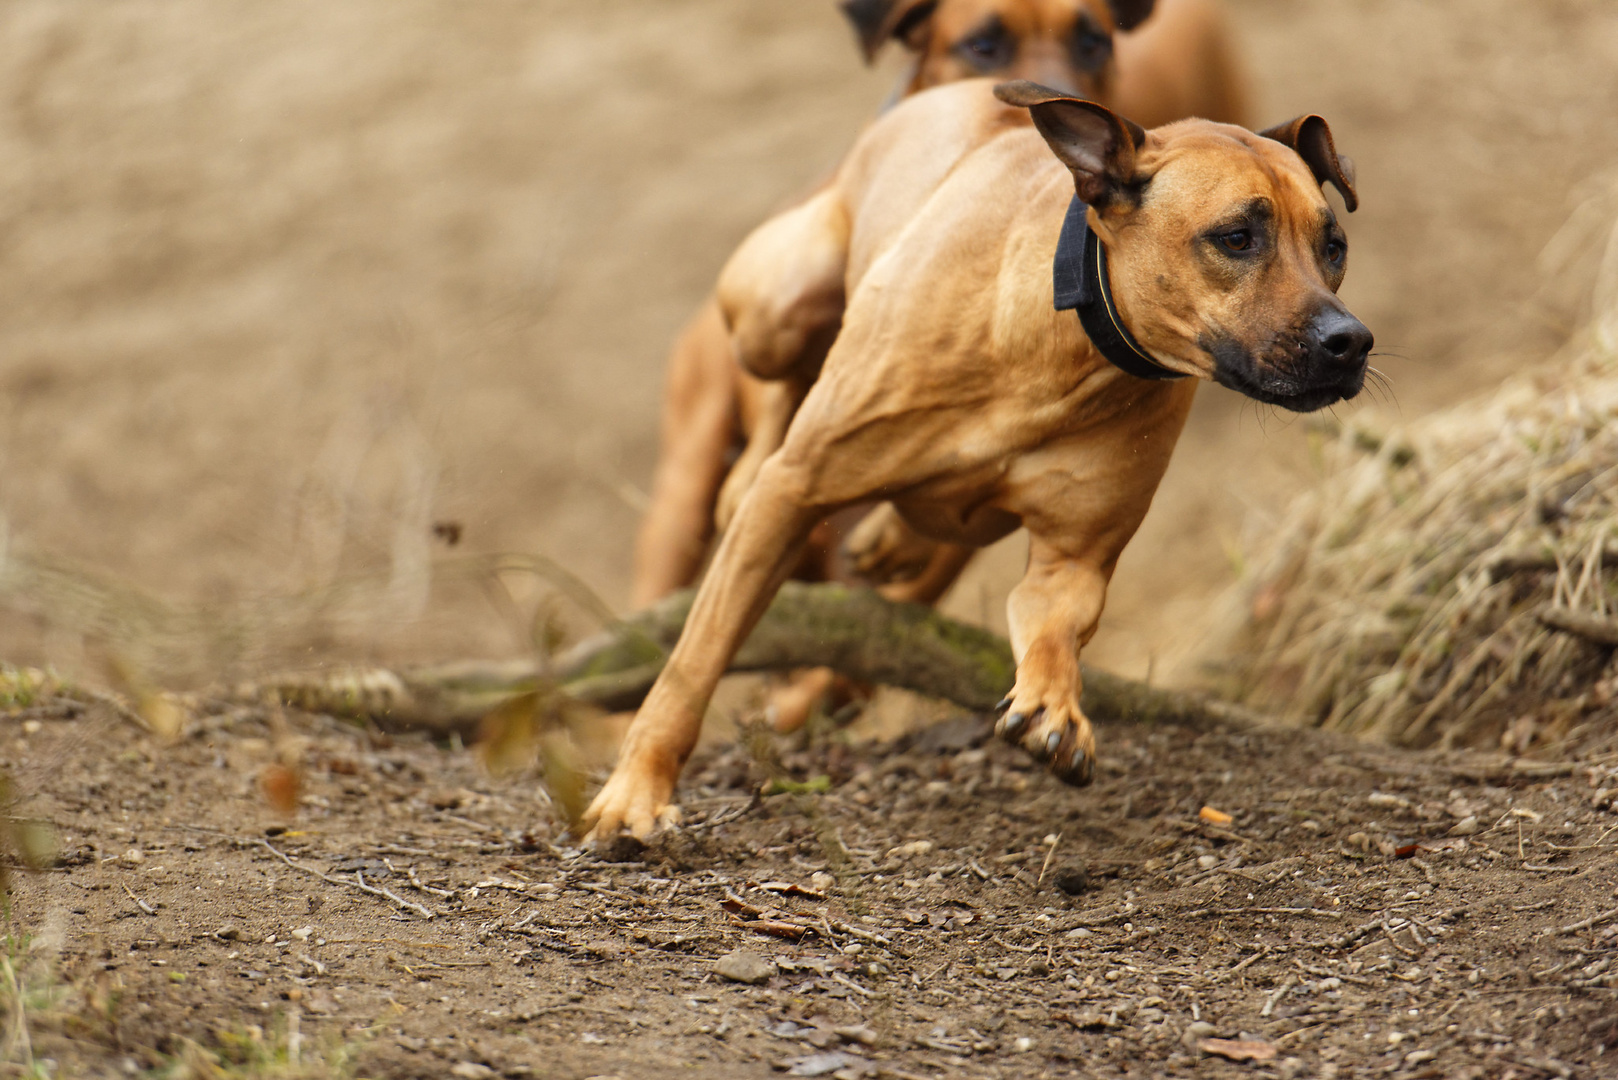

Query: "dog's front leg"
left=582, top=459, right=822, bottom=841
left=996, top=538, right=1110, bottom=785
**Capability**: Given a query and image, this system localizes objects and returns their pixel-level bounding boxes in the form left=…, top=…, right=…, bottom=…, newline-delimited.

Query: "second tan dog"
left=583, top=78, right=1370, bottom=839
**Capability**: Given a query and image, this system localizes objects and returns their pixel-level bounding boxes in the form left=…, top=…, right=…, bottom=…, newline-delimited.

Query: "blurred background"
left=2, top=0, right=1617, bottom=693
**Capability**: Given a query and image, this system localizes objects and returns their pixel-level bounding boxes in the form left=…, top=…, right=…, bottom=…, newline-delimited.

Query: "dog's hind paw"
left=842, top=502, right=937, bottom=585
left=994, top=693, right=1096, bottom=786
left=578, top=766, right=683, bottom=844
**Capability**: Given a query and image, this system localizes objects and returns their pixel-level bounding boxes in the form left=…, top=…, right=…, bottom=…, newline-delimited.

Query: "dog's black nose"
left=1313, top=308, right=1373, bottom=367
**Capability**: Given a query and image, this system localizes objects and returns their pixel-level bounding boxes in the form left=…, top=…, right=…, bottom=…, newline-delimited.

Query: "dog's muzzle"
left=1205, top=306, right=1373, bottom=413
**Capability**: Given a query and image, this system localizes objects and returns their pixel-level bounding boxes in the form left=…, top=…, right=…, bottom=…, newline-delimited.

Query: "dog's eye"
left=1325, top=238, right=1346, bottom=265
left=1218, top=230, right=1253, bottom=253
left=955, top=24, right=1013, bottom=68
left=1069, top=16, right=1113, bottom=72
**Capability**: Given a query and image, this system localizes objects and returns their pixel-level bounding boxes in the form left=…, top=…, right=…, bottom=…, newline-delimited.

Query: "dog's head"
left=999, top=81, right=1372, bottom=412
left=841, top=0, right=1155, bottom=100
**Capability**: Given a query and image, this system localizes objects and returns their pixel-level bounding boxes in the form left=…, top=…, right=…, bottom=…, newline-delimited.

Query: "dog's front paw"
left=993, top=687, right=1095, bottom=786
left=579, top=760, right=683, bottom=844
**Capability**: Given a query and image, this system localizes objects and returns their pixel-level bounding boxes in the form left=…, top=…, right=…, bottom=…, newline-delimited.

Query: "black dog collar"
left=1053, top=195, right=1186, bottom=381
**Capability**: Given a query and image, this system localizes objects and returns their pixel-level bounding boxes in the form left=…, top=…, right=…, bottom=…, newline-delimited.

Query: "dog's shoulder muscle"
left=834, top=79, right=1039, bottom=285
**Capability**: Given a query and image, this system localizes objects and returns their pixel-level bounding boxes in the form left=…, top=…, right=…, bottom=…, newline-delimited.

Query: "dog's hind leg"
left=631, top=298, right=740, bottom=608
left=581, top=456, right=824, bottom=840
left=711, top=189, right=849, bottom=530
left=714, top=376, right=807, bottom=533
left=717, top=187, right=848, bottom=383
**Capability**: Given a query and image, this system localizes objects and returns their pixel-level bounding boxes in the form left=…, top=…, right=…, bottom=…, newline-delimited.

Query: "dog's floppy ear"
left=1259, top=115, right=1358, bottom=212
left=1107, top=0, right=1158, bottom=32
left=996, top=80, right=1144, bottom=209
left=840, top=0, right=941, bottom=62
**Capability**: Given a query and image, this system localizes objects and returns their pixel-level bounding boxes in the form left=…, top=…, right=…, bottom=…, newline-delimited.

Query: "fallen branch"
left=219, top=582, right=1270, bottom=736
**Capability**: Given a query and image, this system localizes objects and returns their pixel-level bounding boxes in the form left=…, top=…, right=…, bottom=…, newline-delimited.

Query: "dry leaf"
left=1198, top=1038, right=1277, bottom=1063
left=478, top=691, right=541, bottom=778
left=259, top=764, right=302, bottom=816
left=754, top=881, right=827, bottom=901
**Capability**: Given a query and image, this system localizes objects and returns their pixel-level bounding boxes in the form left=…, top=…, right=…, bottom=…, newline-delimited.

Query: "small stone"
left=1014, top=1036, right=1035, bottom=1053
left=1181, top=1021, right=1217, bottom=1050
left=214, top=925, right=240, bottom=941
left=787, top=1051, right=855, bottom=1077
left=1026, top=959, right=1050, bottom=978
left=21, top=719, right=41, bottom=736
left=450, top=1063, right=495, bottom=1079
left=1404, top=1049, right=1437, bottom=1065
left=1448, top=816, right=1480, bottom=837
left=714, top=950, right=775, bottom=985
left=832, top=1024, right=879, bottom=1046
left=1064, top=927, right=1094, bottom=940
left=1278, top=1056, right=1308, bottom=1079
left=290, top=927, right=313, bottom=942
left=1197, top=854, right=1219, bottom=870
left=810, top=871, right=836, bottom=893
left=120, top=848, right=145, bottom=866
left=1052, top=865, right=1090, bottom=895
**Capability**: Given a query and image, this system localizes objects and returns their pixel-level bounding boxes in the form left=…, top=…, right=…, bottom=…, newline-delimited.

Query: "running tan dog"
left=583, top=78, right=1369, bottom=839
left=631, top=0, right=1249, bottom=733
left=631, top=0, right=1247, bottom=612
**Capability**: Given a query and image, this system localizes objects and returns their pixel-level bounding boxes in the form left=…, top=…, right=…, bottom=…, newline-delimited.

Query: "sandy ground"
left=3, top=1, right=1618, bottom=686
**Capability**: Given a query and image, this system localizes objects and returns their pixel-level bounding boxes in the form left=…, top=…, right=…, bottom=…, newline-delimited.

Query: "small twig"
left=829, top=971, right=875, bottom=998
left=406, top=865, right=455, bottom=898
left=1540, top=905, right=1618, bottom=938
left=1381, top=922, right=1422, bottom=958
left=1520, top=864, right=1581, bottom=874
left=1261, top=976, right=1297, bottom=1019
left=686, top=787, right=764, bottom=832
left=1274, top=1022, right=1328, bottom=1046
left=356, top=871, right=437, bottom=920
left=254, top=839, right=436, bottom=919
left=1038, top=833, right=1061, bottom=888
left=1183, top=906, right=1341, bottom=920
left=121, top=883, right=156, bottom=916
left=71, top=687, right=151, bottom=733
left=1211, top=946, right=1272, bottom=984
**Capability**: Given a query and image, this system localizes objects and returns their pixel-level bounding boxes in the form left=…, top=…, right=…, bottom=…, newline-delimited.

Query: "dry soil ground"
left=5, top=703, right=1618, bottom=1078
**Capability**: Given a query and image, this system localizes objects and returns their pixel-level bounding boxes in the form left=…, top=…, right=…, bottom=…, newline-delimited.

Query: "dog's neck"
left=1053, top=195, right=1186, bottom=382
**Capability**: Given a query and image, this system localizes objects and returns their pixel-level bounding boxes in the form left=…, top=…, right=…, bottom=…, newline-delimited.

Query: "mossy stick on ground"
left=220, top=582, right=1269, bottom=735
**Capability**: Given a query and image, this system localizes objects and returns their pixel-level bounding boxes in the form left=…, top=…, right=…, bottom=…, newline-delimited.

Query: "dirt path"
left=7, top=706, right=1616, bottom=1078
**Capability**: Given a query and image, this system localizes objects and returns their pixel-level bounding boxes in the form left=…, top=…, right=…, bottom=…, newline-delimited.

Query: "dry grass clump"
left=1216, top=184, right=1618, bottom=752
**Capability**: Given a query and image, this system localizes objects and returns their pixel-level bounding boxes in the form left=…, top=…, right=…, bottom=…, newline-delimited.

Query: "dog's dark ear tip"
left=994, top=80, right=1072, bottom=108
